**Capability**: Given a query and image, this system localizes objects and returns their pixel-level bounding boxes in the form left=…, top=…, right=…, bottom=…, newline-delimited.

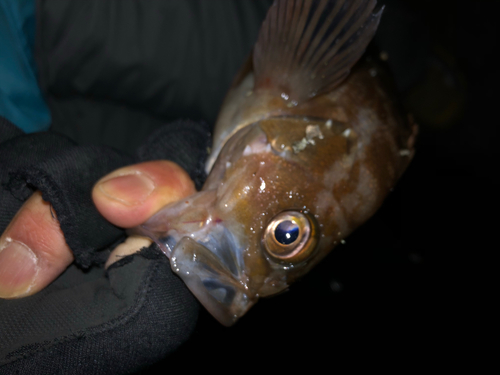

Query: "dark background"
left=138, top=0, right=496, bottom=369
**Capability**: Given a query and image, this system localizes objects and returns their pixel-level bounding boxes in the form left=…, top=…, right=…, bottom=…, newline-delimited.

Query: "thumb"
left=92, top=160, right=196, bottom=228
left=92, top=160, right=196, bottom=267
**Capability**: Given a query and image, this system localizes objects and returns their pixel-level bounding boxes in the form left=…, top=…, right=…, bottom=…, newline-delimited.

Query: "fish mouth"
left=132, top=191, right=258, bottom=326
left=169, top=236, right=256, bottom=326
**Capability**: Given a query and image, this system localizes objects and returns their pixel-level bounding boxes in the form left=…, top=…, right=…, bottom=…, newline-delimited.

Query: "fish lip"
left=170, top=237, right=256, bottom=326
left=132, top=190, right=256, bottom=325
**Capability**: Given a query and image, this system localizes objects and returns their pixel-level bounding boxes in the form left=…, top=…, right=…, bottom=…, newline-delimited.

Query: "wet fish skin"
left=134, top=0, right=417, bottom=326
left=203, top=57, right=416, bottom=293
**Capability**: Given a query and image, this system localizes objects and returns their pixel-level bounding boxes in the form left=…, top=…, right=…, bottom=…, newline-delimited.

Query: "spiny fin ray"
left=253, top=0, right=383, bottom=104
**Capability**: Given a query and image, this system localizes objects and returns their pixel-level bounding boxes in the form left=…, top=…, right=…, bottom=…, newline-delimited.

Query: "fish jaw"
left=170, top=237, right=255, bottom=326
left=134, top=188, right=266, bottom=326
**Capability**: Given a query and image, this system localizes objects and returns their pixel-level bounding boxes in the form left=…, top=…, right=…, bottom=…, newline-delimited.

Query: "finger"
left=0, top=191, right=74, bottom=298
left=92, top=160, right=196, bottom=228
left=104, top=236, right=152, bottom=269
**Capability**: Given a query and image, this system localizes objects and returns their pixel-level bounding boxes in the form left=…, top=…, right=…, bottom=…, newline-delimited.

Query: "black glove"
left=0, top=116, right=210, bottom=374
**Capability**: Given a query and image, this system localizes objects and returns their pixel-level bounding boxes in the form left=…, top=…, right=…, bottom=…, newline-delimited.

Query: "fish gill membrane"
left=132, top=0, right=417, bottom=326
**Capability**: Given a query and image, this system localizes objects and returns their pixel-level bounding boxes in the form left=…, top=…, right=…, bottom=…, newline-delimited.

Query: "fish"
left=133, top=0, right=417, bottom=326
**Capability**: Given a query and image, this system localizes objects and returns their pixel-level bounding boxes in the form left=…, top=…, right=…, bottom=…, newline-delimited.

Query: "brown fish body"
left=203, top=58, right=416, bottom=292
left=136, top=0, right=417, bottom=325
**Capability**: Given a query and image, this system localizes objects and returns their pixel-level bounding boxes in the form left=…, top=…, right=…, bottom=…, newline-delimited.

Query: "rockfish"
left=134, top=0, right=417, bottom=326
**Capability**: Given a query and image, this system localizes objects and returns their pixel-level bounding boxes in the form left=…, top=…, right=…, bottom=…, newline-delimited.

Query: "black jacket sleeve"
left=36, top=0, right=272, bottom=152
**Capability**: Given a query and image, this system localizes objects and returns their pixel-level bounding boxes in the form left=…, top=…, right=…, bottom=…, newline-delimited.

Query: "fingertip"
left=93, top=160, right=196, bottom=228
left=0, top=192, right=74, bottom=298
left=105, top=236, right=152, bottom=269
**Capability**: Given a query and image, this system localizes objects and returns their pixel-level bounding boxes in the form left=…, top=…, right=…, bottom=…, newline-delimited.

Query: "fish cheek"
left=217, top=153, right=316, bottom=290
left=213, top=155, right=278, bottom=287
left=241, top=158, right=302, bottom=287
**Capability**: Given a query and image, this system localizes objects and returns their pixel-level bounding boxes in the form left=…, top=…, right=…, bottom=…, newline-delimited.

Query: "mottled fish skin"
left=203, top=58, right=416, bottom=295
left=134, top=0, right=417, bottom=326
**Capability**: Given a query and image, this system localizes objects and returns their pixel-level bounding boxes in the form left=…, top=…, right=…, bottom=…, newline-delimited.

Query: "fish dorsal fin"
left=253, top=0, right=383, bottom=104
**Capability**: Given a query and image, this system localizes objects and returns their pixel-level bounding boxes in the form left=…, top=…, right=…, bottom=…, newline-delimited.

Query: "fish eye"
left=262, top=211, right=319, bottom=264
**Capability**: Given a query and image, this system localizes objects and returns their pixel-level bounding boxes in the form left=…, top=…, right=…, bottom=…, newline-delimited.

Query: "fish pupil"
left=275, top=220, right=299, bottom=245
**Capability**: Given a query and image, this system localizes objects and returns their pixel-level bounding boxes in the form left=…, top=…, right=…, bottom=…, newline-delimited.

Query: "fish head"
left=139, top=116, right=361, bottom=325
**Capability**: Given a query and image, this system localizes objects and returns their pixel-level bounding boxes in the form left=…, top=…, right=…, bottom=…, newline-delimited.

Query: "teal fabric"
left=0, top=0, right=50, bottom=133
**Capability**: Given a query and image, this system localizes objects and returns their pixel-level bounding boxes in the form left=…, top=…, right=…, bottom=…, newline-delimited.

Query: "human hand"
left=0, top=118, right=209, bottom=373
left=0, top=160, right=195, bottom=298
